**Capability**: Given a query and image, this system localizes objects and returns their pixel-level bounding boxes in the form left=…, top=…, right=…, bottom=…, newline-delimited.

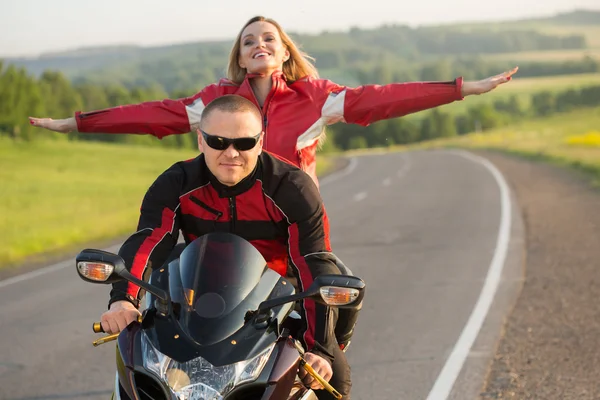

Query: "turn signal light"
left=319, top=286, right=359, bottom=306
left=77, top=261, right=114, bottom=282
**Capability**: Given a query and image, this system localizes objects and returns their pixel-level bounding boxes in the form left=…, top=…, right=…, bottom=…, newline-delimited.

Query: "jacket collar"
left=245, top=70, right=287, bottom=81
left=204, top=156, right=262, bottom=198
left=236, top=71, right=287, bottom=107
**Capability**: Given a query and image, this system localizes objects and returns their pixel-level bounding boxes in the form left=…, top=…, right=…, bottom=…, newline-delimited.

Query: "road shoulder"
left=473, top=150, right=600, bottom=399
left=447, top=150, right=527, bottom=400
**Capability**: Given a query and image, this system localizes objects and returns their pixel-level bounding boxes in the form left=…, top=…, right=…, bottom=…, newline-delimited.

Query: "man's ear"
left=257, top=132, right=264, bottom=154
left=197, top=129, right=204, bottom=153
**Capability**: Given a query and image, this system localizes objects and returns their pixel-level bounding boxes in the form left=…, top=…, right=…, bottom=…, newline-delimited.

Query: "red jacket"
left=75, top=72, right=464, bottom=185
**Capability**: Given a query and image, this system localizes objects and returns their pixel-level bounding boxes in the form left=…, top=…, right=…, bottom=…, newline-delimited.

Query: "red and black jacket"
left=110, top=151, right=339, bottom=362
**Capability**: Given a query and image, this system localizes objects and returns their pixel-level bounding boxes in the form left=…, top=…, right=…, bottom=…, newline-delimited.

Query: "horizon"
left=2, top=2, right=599, bottom=59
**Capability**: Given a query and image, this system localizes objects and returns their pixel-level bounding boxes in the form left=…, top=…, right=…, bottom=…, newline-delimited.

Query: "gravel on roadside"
left=476, top=150, right=600, bottom=399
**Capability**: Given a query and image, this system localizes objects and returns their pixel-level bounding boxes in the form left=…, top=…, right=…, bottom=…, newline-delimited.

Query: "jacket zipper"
left=262, top=78, right=278, bottom=149
left=228, top=197, right=237, bottom=232
left=248, top=76, right=277, bottom=148
left=190, top=196, right=223, bottom=232
left=190, top=196, right=223, bottom=218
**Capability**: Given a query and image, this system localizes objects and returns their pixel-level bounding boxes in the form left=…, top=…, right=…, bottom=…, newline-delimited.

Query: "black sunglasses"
left=200, top=130, right=262, bottom=151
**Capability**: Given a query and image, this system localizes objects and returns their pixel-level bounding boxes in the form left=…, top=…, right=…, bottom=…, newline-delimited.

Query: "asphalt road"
left=0, top=149, right=524, bottom=400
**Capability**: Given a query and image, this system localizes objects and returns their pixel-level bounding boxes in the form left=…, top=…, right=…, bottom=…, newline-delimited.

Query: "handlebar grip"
left=301, top=360, right=342, bottom=399
left=93, top=315, right=142, bottom=333
left=93, top=321, right=104, bottom=333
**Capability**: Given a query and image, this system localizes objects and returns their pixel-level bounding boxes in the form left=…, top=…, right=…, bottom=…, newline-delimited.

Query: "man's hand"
left=28, top=117, right=77, bottom=133
left=298, top=352, right=333, bottom=390
left=100, top=300, right=141, bottom=334
left=461, top=66, right=519, bottom=96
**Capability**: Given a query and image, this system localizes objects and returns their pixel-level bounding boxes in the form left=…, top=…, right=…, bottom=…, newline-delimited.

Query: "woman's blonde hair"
left=227, top=16, right=319, bottom=84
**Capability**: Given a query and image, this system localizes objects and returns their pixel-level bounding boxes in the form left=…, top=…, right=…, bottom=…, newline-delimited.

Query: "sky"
left=1, top=0, right=599, bottom=58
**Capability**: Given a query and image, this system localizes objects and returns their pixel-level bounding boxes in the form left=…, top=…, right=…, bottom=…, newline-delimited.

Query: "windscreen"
left=168, top=232, right=270, bottom=346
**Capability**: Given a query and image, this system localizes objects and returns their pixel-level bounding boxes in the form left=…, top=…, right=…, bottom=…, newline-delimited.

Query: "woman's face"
left=238, top=21, right=290, bottom=75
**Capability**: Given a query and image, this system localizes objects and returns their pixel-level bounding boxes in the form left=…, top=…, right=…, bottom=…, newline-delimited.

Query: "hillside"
left=3, top=9, right=600, bottom=93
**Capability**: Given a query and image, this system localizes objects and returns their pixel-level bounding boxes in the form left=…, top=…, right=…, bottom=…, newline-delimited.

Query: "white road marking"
left=426, top=150, right=512, bottom=400
left=319, top=157, right=358, bottom=186
left=353, top=192, right=367, bottom=202
left=397, top=153, right=412, bottom=178
left=0, top=244, right=122, bottom=289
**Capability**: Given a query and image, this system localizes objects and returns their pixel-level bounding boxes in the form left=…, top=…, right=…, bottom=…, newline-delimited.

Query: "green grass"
left=536, top=25, right=600, bottom=49
left=488, top=48, right=600, bottom=62
left=491, top=73, right=600, bottom=92
left=412, top=106, right=600, bottom=185
left=409, top=73, right=600, bottom=119
left=0, top=138, right=335, bottom=268
left=315, top=154, right=333, bottom=177
left=450, top=22, right=600, bottom=49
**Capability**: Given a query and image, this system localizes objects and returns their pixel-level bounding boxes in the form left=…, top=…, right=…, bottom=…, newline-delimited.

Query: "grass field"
left=537, top=25, right=600, bottom=49
left=488, top=48, right=600, bottom=62
left=490, top=73, right=600, bottom=92
left=0, top=138, right=334, bottom=269
left=407, top=72, right=600, bottom=119
left=412, top=106, right=600, bottom=185
left=451, top=22, right=600, bottom=49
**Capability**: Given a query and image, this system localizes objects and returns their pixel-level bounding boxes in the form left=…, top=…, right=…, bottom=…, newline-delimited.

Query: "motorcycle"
left=76, top=232, right=365, bottom=400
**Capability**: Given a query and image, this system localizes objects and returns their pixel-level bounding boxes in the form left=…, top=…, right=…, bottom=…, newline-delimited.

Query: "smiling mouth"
left=253, top=52, right=270, bottom=59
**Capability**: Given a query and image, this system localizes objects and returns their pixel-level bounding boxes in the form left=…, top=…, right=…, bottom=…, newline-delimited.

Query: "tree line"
left=2, top=61, right=600, bottom=151
left=69, top=47, right=596, bottom=94
left=348, top=56, right=600, bottom=87
left=0, top=62, right=190, bottom=147
left=326, top=84, right=600, bottom=150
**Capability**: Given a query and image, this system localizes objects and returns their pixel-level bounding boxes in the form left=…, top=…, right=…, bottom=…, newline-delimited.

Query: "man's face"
left=198, top=109, right=263, bottom=187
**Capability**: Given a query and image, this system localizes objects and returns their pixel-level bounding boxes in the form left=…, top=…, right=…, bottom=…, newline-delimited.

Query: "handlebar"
left=92, top=321, right=104, bottom=333
left=293, top=339, right=342, bottom=399
left=300, top=359, right=343, bottom=399
left=92, top=315, right=143, bottom=333
left=91, top=315, right=143, bottom=347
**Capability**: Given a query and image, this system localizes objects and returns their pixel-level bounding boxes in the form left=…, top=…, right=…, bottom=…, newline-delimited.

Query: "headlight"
left=141, top=331, right=274, bottom=399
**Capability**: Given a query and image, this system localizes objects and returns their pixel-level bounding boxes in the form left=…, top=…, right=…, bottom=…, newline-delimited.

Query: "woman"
left=29, top=15, right=517, bottom=186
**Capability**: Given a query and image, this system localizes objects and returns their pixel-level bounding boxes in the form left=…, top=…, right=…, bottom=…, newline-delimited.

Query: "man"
left=100, top=94, right=352, bottom=399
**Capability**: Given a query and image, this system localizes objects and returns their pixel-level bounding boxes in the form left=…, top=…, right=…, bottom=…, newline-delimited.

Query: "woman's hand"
left=461, top=66, right=519, bottom=97
left=28, top=117, right=77, bottom=133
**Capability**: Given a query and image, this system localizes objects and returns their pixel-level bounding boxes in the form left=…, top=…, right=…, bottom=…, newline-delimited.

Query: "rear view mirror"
left=256, top=274, right=365, bottom=313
